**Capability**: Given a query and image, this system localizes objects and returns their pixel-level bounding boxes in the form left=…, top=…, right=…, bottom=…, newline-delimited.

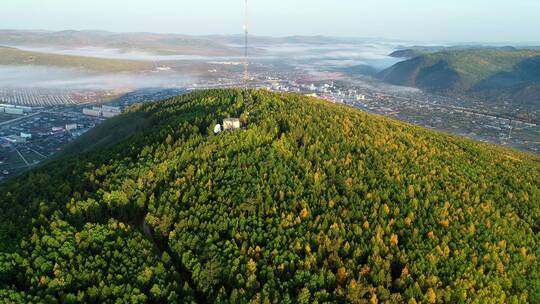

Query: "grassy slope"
left=0, top=46, right=153, bottom=72
left=56, top=109, right=151, bottom=157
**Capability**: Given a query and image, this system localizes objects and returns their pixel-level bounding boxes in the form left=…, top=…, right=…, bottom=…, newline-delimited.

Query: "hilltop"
left=388, top=46, right=520, bottom=59
left=0, top=89, right=539, bottom=303
left=389, top=49, right=425, bottom=59
left=380, top=48, right=540, bottom=107
left=388, top=47, right=443, bottom=59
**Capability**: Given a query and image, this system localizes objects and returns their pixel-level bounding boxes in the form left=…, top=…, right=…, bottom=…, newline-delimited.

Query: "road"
left=15, top=148, right=30, bottom=166
left=0, top=111, right=42, bottom=127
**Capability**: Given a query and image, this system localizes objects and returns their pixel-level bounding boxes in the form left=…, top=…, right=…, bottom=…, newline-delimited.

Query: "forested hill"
left=380, top=49, right=540, bottom=109
left=1, top=89, right=539, bottom=303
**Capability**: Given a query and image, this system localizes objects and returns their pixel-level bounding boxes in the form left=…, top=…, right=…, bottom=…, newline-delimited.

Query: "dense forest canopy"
left=1, top=89, right=539, bottom=303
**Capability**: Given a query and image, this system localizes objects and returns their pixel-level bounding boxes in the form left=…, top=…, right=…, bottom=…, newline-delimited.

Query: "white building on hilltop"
left=223, top=118, right=241, bottom=131
left=214, top=118, right=241, bottom=134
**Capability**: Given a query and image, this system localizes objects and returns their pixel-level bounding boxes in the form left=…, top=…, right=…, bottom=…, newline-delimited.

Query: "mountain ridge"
left=0, top=29, right=240, bottom=56
left=379, top=48, right=540, bottom=108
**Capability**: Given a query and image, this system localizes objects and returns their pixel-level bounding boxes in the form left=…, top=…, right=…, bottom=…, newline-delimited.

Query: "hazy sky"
left=2, top=0, right=539, bottom=42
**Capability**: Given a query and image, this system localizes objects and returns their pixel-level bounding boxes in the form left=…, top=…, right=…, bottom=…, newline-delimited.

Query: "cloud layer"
left=0, top=65, right=195, bottom=90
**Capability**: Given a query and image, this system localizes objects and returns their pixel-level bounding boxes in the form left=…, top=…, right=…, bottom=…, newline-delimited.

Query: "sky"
left=1, top=0, right=540, bottom=43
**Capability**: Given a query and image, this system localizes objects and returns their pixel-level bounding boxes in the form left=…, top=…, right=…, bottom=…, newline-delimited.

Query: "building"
left=223, top=118, right=241, bottom=131
left=20, top=132, right=32, bottom=139
left=102, top=111, right=120, bottom=118
left=83, top=108, right=101, bottom=117
left=17, top=106, right=33, bottom=113
left=70, top=129, right=89, bottom=137
left=102, top=105, right=121, bottom=113
left=5, top=108, right=24, bottom=115
left=156, top=66, right=171, bottom=71
left=84, top=105, right=121, bottom=118
left=3, top=135, right=26, bottom=143
left=65, top=124, right=78, bottom=131
left=356, top=95, right=366, bottom=101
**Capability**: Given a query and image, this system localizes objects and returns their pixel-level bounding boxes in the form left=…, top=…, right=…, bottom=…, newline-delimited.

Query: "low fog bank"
left=302, top=68, right=421, bottom=95
left=10, top=42, right=403, bottom=71
left=252, top=42, right=403, bottom=70
left=7, top=45, right=220, bottom=61
left=347, top=77, right=422, bottom=94
left=0, top=65, right=195, bottom=90
left=363, top=81, right=422, bottom=94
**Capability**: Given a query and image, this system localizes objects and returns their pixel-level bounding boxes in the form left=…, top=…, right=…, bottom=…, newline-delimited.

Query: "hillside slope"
left=380, top=49, right=540, bottom=106
left=0, top=46, right=153, bottom=72
left=1, top=89, right=539, bottom=303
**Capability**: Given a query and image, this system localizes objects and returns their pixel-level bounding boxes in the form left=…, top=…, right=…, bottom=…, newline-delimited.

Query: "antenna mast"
left=243, top=0, right=249, bottom=87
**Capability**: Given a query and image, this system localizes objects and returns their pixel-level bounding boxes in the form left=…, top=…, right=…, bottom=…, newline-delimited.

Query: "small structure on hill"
left=223, top=118, right=241, bottom=131
left=213, top=124, right=222, bottom=134
left=214, top=118, right=241, bottom=134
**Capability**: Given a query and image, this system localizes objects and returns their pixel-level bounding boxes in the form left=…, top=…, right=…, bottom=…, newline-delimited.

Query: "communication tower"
left=243, top=0, right=249, bottom=87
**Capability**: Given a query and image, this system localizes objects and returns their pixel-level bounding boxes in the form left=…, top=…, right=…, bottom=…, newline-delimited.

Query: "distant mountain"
left=389, top=49, right=425, bottom=59
left=0, top=30, right=239, bottom=56
left=389, top=46, right=520, bottom=59
left=1, top=89, right=539, bottom=303
left=206, top=35, right=372, bottom=46
left=380, top=48, right=540, bottom=107
left=0, top=46, right=153, bottom=72
left=388, top=47, right=445, bottom=59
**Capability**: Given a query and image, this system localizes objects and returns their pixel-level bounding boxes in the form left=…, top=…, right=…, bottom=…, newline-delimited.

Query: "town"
left=0, top=86, right=193, bottom=181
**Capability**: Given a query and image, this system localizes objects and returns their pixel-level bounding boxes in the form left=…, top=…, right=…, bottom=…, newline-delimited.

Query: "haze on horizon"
left=1, top=0, right=540, bottom=43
